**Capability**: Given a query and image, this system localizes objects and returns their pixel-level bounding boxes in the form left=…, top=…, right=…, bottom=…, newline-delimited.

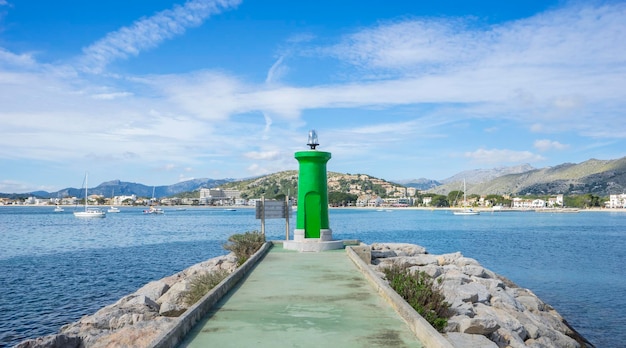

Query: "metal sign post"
left=255, top=197, right=292, bottom=239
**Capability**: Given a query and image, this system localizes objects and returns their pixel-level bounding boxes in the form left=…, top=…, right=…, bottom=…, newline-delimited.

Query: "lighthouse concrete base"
left=284, top=229, right=344, bottom=252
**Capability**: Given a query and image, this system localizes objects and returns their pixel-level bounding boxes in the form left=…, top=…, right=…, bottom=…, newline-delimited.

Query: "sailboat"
left=107, top=189, right=120, bottom=213
left=453, top=179, right=480, bottom=216
left=73, top=172, right=106, bottom=218
left=143, top=186, right=164, bottom=214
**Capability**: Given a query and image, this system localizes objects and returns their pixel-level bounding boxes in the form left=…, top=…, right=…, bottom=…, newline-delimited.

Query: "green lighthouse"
left=285, top=130, right=343, bottom=251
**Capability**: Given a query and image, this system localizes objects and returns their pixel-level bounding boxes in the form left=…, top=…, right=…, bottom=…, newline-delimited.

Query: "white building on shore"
left=199, top=188, right=241, bottom=205
left=607, top=194, right=626, bottom=208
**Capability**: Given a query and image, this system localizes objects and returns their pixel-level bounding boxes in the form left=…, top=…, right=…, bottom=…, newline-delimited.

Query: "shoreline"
left=2, top=204, right=624, bottom=213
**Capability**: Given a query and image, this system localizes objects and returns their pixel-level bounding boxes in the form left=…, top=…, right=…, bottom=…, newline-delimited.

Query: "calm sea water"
left=1, top=206, right=624, bottom=347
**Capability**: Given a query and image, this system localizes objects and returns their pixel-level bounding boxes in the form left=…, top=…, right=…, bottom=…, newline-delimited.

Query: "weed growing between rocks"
left=382, top=264, right=451, bottom=332
left=183, top=269, right=230, bottom=306
left=223, top=231, right=266, bottom=265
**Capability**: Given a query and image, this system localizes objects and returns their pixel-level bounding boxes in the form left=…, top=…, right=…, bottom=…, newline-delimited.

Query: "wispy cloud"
left=1, top=1, right=625, bottom=190
left=0, top=49, right=37, bottom=68
left=244, top=150, right=282, bottom=161
left=330, top=18, right=488, bottom=74
left=534, top=139, right=569, bottom=152
left=464, top=148, right=545, bottom=164
left=79, top=0, right=241, bottom=73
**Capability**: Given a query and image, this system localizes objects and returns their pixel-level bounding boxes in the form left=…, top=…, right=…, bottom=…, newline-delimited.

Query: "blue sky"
left=1, top=0, right=625, bottom=193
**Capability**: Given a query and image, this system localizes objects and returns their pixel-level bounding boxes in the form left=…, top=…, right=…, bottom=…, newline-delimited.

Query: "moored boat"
left=143, top=206, right=164, bottom=214
left=453, top=208, right=480, bottom=216
left=74, top=173, right=105, bottom=218
left=453, top=179, right=480, bottom=216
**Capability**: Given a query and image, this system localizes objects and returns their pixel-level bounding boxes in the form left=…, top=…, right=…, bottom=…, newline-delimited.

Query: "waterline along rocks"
left=16, top=243, right=593, bottom=348
left=370, top=243, right=594, bottom=348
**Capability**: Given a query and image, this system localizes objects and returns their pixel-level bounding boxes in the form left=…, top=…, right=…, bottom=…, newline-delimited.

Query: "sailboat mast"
left=84, top=172, right=88, bottom=211
left=463, top=179, right=467, bottom=206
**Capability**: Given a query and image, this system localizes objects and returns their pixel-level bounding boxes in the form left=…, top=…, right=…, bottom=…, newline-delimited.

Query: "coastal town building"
left=355, top=194, right=383, bottom=207
left=406, top=187, right=417, bottom=197
left=111, top=195, right=136, bottom=205
left=199, top=188, right=241, bottom=205
left=607, top=194, right=626, bottom=208
left=511, top=195, right=563, bottom=209
left=512, top=198, right=546, bottom=208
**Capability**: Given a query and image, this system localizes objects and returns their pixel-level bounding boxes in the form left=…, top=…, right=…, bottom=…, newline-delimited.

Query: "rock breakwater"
left=369, top=243, right=594, bottom=348
left=16, top=242, right=594, bottom=348
left=16, top=254, right=238, bottom=348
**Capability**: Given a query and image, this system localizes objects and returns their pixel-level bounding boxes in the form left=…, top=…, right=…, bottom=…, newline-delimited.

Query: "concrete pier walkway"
left=178, top=245, right=423, bottom=347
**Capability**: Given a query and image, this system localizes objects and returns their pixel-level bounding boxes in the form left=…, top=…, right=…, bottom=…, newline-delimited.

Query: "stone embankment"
left=16, top=254, right=239, bottom=348
left=17, top=243, right=594, bottom=348
left=369, top=243, right=594, bottom=348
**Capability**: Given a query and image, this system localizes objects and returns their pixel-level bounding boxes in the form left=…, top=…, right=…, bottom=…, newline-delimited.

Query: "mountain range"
left=0, top=178, right=234, bottom=200
left=426, top=157, right=626, bottom=196
left=3, top=157, right=626, bottom=199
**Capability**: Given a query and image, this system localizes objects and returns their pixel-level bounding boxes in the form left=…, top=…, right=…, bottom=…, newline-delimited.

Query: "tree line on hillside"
left=421, top=192, right=606, bottom=209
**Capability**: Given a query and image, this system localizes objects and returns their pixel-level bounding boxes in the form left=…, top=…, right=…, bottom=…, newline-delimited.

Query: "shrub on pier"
left=223, top=231, right=266, bottom=265
left=182, top=269, right=230, bottom=306
left=382, top=264, right=451, bottom=332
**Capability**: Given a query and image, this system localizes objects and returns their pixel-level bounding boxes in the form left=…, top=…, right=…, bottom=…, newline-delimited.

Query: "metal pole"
left=285, top=195, right=290, bottom=240
left=261, top=196, right=265, bottom=235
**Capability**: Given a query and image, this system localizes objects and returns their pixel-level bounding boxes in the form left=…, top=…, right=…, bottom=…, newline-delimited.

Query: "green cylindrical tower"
left=294, top=130, right=332, bottom=240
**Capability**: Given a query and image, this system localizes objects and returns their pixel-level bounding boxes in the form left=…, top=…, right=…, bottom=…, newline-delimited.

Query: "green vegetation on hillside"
left=328, top=192, right=358, bottom=206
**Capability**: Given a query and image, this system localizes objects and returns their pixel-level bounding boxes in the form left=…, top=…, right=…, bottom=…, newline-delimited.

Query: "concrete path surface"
left=179, top=245, right=423, bottom=347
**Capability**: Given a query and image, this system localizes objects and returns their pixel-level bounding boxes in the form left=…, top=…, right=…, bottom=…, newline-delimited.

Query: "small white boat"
left=74, top=207, right=106, bottom=218
left=144, top=206, right=164, bottom=214
left=453, top=208, right=480, bottom=216
left=74, top=172, right=106, bottom=218
left=54, top=205, right=64, bottom=212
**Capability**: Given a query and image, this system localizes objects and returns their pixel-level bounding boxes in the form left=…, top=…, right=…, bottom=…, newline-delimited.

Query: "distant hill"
left=440, top=164, right=535, bottom=184
left=218, top=170, right=407, bottom=199
left=397, top=178, right=442, bottom=191
left=476, top=157, right=626, bottom=196
left=2, top=178, right=234, bottom=199
left=397, top=164, right=535, bottom=192
left=428, top=157, right=626, bottom=196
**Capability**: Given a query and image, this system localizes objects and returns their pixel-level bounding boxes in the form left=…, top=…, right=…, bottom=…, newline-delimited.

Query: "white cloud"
left=534, top=139, right=569, bottom=152
left=464, top=148, right=545, bottom=164
left=244, top=151, right=282, bottom=161
left=78, top=0, right=241, bottom=73
left=0, top=49, right=37, bottom=68
left=90, top=92, right=133, bottom=100
left=1, top=2, right=625, bottom=189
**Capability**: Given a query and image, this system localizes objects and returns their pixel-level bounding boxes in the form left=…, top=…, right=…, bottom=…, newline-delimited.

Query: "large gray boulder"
left=14, top=334, right=82, bottom=348
left=135, top=280, right=170, bottom=302
left=157, top=279, right=192, bottom=317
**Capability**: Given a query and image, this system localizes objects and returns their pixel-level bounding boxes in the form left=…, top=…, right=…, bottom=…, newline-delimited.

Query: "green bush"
left=223, top=231, right=266, bottom=265
left=382, top=264, right=451, bottom=332
left=183, top=269, right=230, bottom=306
